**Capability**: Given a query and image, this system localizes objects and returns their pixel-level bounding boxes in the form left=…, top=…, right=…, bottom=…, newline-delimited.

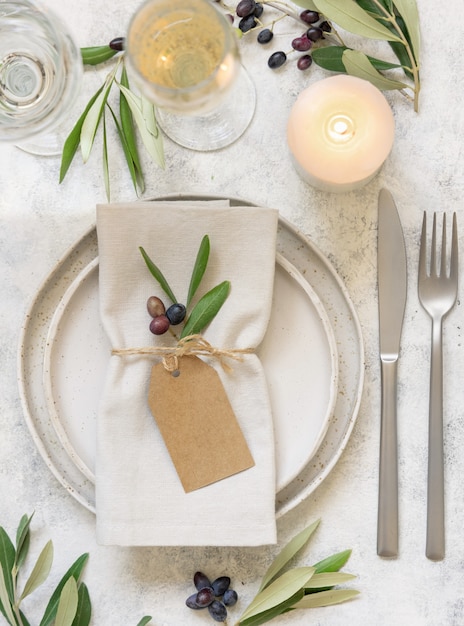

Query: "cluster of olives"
left=185, top=571, right=238, bottom=623
left=146, top=295, right=186, bottom=335
left=233, top=0, right=331, bottom=71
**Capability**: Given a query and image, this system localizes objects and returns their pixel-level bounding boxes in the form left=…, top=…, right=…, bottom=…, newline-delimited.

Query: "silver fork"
left=418, top=211, right=458, bottom=561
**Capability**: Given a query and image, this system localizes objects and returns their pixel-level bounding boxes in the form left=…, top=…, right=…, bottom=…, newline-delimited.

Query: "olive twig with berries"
left=140, top=235, right=231, bottom=340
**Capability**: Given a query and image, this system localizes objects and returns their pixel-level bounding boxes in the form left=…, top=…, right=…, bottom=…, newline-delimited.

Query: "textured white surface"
left=1, top=0, right=464, bottom=624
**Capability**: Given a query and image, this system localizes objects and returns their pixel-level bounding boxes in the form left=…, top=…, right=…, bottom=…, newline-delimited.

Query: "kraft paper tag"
left=148, top=355, right=255, bottom=492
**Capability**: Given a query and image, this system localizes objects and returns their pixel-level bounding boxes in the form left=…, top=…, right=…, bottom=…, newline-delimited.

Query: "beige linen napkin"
left=95, top=200, right=278, bottom=546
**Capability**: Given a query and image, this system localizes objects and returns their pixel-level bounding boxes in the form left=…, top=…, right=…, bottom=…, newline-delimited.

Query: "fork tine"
left=450, top=212, right=458, bottom=282
left=440, top=213, right=447, bottom=277
left=419, top=211, right=428, bottom=280
left=431, top=213, right=438, bottom=277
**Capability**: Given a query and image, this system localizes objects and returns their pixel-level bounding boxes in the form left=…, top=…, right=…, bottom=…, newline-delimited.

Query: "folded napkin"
left=95, top=200, right=279, bottom=546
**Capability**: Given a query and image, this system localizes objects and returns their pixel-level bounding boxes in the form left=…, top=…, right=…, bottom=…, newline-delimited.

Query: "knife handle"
left=377, top=359, right=399, bottom=557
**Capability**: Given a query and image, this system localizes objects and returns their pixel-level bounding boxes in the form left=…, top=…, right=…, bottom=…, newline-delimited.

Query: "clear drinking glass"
left=125, top=0, right=256, bottom=151
left=0, top=0, right=83, bottom=155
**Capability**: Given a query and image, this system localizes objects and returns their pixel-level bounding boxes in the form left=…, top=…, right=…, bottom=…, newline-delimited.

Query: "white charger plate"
left=18, top=198, right=364, bottom=518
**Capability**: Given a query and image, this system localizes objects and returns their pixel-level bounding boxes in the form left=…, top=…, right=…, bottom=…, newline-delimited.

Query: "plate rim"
left=17, top=196, right=364, bottom=517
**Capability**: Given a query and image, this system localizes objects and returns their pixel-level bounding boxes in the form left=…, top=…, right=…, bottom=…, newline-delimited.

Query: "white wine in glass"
left=125, top=0, right=256, bottom=151
left=0, top=0, right=83, bottom=155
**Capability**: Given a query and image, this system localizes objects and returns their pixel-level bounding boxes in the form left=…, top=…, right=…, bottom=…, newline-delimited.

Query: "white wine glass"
left=124, top=0, right=256, bottom=151
left=0, top=0, right=83, bottom=155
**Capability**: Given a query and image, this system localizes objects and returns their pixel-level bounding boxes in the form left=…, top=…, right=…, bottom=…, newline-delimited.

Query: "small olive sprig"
left=60, top=38, right=164, bottom=200
left=140, top=234, right=230, bottom=340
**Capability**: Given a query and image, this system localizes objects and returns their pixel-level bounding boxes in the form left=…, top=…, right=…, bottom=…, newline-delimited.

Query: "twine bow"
left=112, top=334, right=253, bottom=372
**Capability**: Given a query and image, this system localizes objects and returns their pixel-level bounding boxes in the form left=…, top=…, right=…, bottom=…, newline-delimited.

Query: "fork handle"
left=427, top=317, right=445, bottom=561
left=377, top=358, right=399, bottom=557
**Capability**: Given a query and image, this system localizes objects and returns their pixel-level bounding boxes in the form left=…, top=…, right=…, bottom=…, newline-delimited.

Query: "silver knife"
left=377, top=188, right=407, bottom=557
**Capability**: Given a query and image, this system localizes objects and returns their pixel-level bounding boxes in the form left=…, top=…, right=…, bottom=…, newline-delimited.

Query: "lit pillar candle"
left=287, top=75, right=395, bottom=193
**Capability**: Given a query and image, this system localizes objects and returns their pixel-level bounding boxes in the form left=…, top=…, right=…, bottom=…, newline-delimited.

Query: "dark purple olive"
left=297, top=54, right=313, bottom=70
left=196, top=587, right=215, bottom=607
left=186, top=593, right=203, bottom=609
left=306, top=26, right=323, bottom=41
left=166, top=303, right=186, bottom=325
left=109, top=37, right=125, bottom=51
left=208, top=600, right=227, bottom=622
left=300, top=9, right=320, bottom=24
left=211, top=576, right=230, bottom=596
left=223, top=588, right=238, bottom=606
left=236, top=0, right=256, bottom=17
left=149, top=315, right=170, bottom=335
left=194, top=571, right=211, bottom=591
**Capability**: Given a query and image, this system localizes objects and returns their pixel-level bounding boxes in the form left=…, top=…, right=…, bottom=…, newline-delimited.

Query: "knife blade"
left=377, top=188, right=407, bottom=557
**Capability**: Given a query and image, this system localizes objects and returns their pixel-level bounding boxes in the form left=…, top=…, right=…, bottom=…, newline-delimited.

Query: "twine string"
left=111, top=334, right=254, bottom=372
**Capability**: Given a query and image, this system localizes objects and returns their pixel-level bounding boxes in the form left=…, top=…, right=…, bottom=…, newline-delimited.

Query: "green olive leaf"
left=312, top=549, right=352, bottom=573
left=290, top=0, right=319, bottom=10
left=312, top=45, right=400, bottom=72
left=187, top=235, right=210, bottom=306
left=107, top=103, right=143, bottom=196
left=180, top=280, right=230, bottom=338
left=139, top=246, right=178, bottom=304
left=0, top=527, right=15, bottom=604
left=59, top=85, right=104, bottom=183
left=71, top=583, right=91, bottom=626
left=0, top=565, right=15, bottom=626
left=80, top=46, right=118, bottom=66
left=238, top=589, right=304, bottom=626
left=102, top=112, right=110, bottom=201
left=304, top=572, right=357, bottom=589
left=342, top=48, right=408, bottom=89
left=291, top=588, right=360, bottom=609
left=117, top=84, right=165, bottom=169
left=54, top=577, right=78, bottom=626
left=135, top=618, right=153, bottom=626
left=20, top=539, right=53, bottom=601
left=239, top=567, right=316, bottom=623
left=313, top=0, right=402, bottom=41
left=80, top=64, right=119, bottom=163
left=15, top=513, right=33, bottom=573
left=39, top=553, right=89, bottom=626
left=392, top=0, right=420, bottom=61
left=258, top=519, right=320, bottom=592
left=119, top=65, right=145, bottom=193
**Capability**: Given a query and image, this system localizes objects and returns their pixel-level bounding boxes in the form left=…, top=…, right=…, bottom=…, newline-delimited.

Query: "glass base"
left=15, top=130, right=65, bottom=156
left=156, top=65, right=256, bottom=151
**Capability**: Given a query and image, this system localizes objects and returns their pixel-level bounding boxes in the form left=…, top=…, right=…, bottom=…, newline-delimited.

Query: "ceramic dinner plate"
left=18, top=198, right=364, bottom=517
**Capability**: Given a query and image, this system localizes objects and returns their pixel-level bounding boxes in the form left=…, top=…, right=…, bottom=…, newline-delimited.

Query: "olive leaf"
left=59, top=85, right=104, bottom=183
left=312, top=549, right=352, bottom=573
left=0, top=565, right=15, bottom=626
left=180, top=280, right=230, bottom=338
left=291, top=588, right=360, bottom=608
left=14, top=513, right=33, bottom=573
left=81, top=46, right=118, bottom=66
left=313, top=0, right=402, bottom=41
left=80, top=63, right=119, bottom=163
left=0, top=527, right=15, bottom=603
left=139, top=246, right=178, bottom=304
left=106, top=104, right=143, bottom=197
left=238, top=590, right=304, bottom=626
left=20, top=539, right=54, bottom=601
left=72, top=583, right=91, bottom=626
left=119, top=65, right=145, bottom=193
left=135, top=617, right=153, bottom=626
left=55, top=577, right=79, bottom=626
left=117, top=84, right=165, bottom=169
left=392, top=0, right=420, bottom=61
left=102, top=111, right=110, bottom=201
left=291, top=0, right=319, bottom=10
left=304, top=572, right=357, bottom=589
left=39, top=553, right=89, bottom=626
left=258, top=519, right=320, bottom=592
left=187, top=235, right=210, bottom=307
left=342, top=48, right=408, bottom=89
left=312, top=45, right=400, bottom=72
left=239, top=567, right=316, bottom=623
